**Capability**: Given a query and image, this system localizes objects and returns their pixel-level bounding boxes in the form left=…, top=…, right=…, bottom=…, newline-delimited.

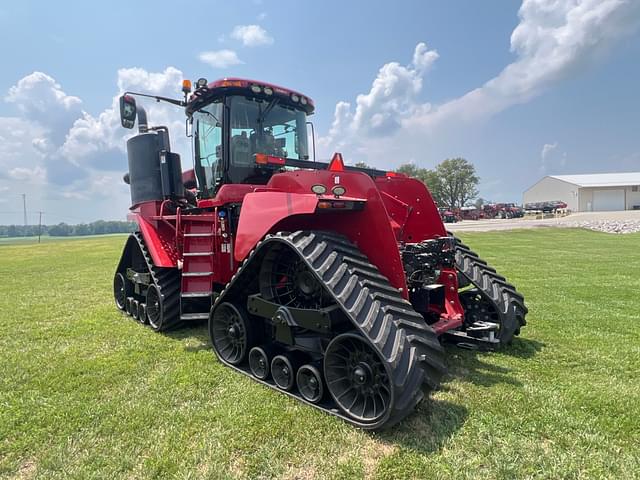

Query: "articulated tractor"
left=114, top=77, right=527, bottom=429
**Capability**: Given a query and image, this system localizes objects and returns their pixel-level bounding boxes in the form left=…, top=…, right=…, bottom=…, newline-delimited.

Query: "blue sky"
left=1, top=0, right=639, bottom=224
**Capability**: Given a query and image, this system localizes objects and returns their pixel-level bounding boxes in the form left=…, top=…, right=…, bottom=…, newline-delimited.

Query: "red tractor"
left=114, top=77, right=527, bottom=429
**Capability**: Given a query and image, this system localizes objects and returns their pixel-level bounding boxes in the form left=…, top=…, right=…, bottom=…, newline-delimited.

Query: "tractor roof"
left=186, top=77, right=314, bottom=115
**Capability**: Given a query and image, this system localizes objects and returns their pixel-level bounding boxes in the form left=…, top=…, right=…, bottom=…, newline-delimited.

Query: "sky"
left=1, top=0, right=639, bottom=224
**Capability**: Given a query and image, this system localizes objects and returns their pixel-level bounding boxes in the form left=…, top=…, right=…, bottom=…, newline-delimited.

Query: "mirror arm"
left=123, top=91, right=186, bottom=108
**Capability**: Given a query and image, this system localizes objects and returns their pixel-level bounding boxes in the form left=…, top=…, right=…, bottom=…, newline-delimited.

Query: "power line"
left=22, top=194, right=27, bottom=226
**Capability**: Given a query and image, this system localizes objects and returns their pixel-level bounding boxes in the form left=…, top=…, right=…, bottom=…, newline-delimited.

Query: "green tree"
left=48, top=223, right=73, bottom=237
left=475, top=197, right=486, bottom=209
left=396, top=164, right=443, bottom=204
left=435, top=158, right=479, bottom=209
left=353, top=161, right=371, bottom=169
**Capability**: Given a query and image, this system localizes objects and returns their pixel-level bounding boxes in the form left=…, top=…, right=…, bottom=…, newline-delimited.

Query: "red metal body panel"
left=237, top=169, right=410, bottom=295
left=374, top=176, right=447, bottom=243
left=234, top=192, right=318, bottom=262
left=198, top=184, right=274, bottom=208
left=202, top=77, right=315, bottom=110
left=128, top=210, right=179, bottom=267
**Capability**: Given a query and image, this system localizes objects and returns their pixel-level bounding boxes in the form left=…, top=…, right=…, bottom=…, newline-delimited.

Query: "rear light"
left=263, top=86, right=273, bottom=95
left=316, top=200, right=365, bottom=211
left=291, top=94, right=300, bottom=102
left=251, top=84, right=262, bottom=93
left=300, top=96, right=308, bottom=105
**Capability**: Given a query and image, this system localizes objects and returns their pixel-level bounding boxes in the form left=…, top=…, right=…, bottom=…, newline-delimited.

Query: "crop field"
left=1, top=229, right=638, bottom=479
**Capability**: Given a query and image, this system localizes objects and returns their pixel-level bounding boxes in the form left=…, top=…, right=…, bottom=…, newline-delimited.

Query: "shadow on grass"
left=378, top=398, right=468, bottom=455
left=375, top=338, right=544, bottom=453
left=162, top=322, right=541, bottom=453
left=165, top=323, right=211, bottom=352
left=441, top=337, right=544, bottom=388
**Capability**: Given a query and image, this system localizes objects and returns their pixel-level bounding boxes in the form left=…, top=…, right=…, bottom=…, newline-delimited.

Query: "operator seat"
left=231, top=131, right=251, bottom=165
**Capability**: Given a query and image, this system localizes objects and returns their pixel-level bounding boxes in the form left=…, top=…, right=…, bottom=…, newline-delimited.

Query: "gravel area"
left=563, top=220, right=640, bottom=234
left=448, top=210, right=640, bottom=234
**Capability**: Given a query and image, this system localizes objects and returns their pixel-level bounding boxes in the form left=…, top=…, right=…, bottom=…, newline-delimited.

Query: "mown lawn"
left=0, top=229, right=638, bottom=479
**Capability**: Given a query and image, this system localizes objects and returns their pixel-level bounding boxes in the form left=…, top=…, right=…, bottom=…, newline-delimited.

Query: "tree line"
left=356, top=157, right=479, bottom=209
left=0, top=220, right=137, bottom=238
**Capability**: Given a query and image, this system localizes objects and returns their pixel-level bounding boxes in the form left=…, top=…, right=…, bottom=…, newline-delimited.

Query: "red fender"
left=129, top=211, right=179, bottom=267
left=234, top=192, right=319, bottom=262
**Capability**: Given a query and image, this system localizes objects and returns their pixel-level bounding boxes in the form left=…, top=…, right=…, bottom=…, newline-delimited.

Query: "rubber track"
left=212, top=230, right=446, bottom=429
left=131, top=233, right=182, bottom=331
left=451, top=234, right=527, bottom=344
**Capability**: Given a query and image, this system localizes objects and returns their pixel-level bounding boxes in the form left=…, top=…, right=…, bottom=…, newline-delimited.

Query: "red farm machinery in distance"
left=113, top=77, right=527, bottom=429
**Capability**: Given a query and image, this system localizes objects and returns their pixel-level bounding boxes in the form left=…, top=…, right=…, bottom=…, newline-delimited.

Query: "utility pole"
left=38, top=211, right=43, bottom=244
left=22, top=193, right=27, bottom=226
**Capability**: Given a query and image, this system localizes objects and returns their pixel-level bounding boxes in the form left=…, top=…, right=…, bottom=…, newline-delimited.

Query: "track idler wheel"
left=271, top=354, right=298, bottom=391
left=210, top=302, right=255, bottom=366
left=297, top=364, right=324, bottom=404
left=249, top=346, right=271, bottom=380
left=324, top=333, right=392, bottom=424
left=113, top=272, right=130, bottom=311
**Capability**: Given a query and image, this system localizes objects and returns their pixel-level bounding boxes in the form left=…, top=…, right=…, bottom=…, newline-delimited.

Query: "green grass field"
left=1, top=229, right=638, bottom=479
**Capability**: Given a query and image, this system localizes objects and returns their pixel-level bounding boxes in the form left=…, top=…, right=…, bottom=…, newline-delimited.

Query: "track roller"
left=131, top=299, right=139, bottom=321
left=271, top=354, right=297, bottom=391
left=249, top=346, right=271, bottom=380
left=125, top=297, right=134, bottom=316
left=296, top=364, right=324, bottom=404
left=138, top=303, right=147, bottom=325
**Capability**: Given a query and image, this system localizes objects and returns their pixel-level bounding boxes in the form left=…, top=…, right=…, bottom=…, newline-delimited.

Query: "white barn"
left=523, top=172, right=640, bottom=212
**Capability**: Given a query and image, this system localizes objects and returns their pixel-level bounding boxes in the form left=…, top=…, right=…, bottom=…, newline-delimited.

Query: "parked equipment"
left=113, top=77, right=527, bottom=429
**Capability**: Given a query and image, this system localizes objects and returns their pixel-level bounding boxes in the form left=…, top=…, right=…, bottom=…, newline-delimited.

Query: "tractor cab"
left=185, top=78, right=315, bottom=197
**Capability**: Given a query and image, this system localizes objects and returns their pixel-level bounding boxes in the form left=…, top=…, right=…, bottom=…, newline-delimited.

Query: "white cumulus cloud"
left=0, top=66, right=190, bottom=221
left=320, top=42, right=438, bottom=150
left=322, top=0, right=640, bottom=168
left=230, top=24, right=273, bottom=47
left=198, top=49, right=244, bottom=68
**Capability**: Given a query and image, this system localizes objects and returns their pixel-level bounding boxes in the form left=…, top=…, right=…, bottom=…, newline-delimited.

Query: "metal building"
left=523, top=172, right=640, bottom=212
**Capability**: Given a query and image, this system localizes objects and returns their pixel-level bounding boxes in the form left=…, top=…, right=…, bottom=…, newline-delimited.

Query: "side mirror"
left=119, top=95, right=137, bottom=129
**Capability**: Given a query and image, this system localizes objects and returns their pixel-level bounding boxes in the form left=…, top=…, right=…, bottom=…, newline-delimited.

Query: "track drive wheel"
left=324, top=333, right=392, bottom=425
left=210, top=302, right=255, bottom=365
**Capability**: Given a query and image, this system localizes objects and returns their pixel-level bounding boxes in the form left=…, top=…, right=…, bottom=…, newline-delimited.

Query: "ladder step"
left=184, top=233, right=214, bottom=237
left=180, top=313, right=210, bottom=321
left=181, top=292, right=212, bottom=298
left=182, top=271, right=214, bottom=277
left=183, top=252, right=213, bottom=257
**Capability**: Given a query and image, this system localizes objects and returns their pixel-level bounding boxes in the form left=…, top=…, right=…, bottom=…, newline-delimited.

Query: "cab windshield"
left=229, top=96, right=309, bottom=166
left=194, top=95, right=309, bottom=191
